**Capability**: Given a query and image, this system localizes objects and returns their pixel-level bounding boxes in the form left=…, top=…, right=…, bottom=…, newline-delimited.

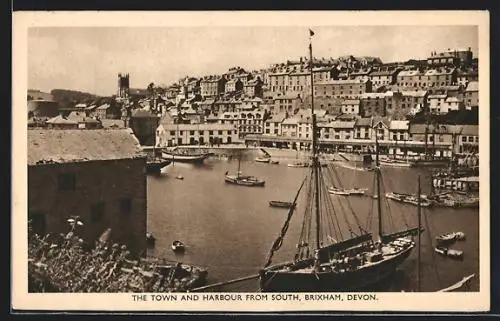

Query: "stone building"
left=28, top=129, right=147, bottom=257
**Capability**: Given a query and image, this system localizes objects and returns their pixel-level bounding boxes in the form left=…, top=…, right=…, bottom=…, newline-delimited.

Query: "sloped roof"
left=372, top=116, right=390, bottom=128
left=424, top=68, right=455, bottom=76
left=401, top=90, right=427, bottom=97
left=322, top=121, right=356, bottom=129
left=445, top=97, right=460, bottom=103
left=101, top=119, right=126, bottom=129
left=369, top=69, right=398, bottom=76
left=465, top=81, right=478, bottom=92
left=265, top=112, right=287, bottom=123
left=67, top=111, right=101, bottom=124
left=46, top=115, right=77, bottom=125
left=355, top=117, right=372, bottom=127
left=389, top=120, right=409, bottom=130
left=398, top=70, right=422, bottom=77
left=282, top=118, right=299, bottom=125
left=428, top=94, right=447, bottom=99
left=28, top=129, right=144, bottom=165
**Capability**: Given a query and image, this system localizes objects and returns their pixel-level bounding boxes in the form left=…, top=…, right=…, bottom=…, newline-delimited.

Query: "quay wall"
left=28, top=158, right=147, bottom=257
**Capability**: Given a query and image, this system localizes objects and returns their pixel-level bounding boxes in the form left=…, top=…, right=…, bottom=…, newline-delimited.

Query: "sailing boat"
left=287, top=148, right=309, bottom=168
left=258, top=31, right=421, bottom=292
left=225, top=152, right=265, bottom=187
left=327, top=163, right=368, bottom=196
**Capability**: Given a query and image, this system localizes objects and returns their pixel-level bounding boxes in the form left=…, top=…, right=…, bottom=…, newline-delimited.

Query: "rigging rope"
left=263, top=175, right=308, bottom=268
left=325, top=165, right=365, bottom=234
left=297, top=172, right=314, bottom=260
left=379, top=174, right=396, bottom=233
left=366, top=174, right=377, bottom=230
left=422, top=206, right=442, bottom=289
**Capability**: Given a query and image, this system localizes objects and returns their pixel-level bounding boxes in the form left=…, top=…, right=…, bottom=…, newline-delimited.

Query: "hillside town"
left=27, top=43, right=480, bottom=294
left=28, top=47, right=479, bottom=159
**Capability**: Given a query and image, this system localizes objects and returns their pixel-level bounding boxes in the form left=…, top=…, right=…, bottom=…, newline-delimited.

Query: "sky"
left=28, top=26, right=478, bottom=96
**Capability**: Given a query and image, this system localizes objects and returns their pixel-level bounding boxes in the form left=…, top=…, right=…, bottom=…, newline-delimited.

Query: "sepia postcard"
left=12, top=10, right=490, bottom=312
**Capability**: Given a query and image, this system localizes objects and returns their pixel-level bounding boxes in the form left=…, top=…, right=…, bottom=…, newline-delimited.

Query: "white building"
left=428, top=94, right=448, bottom=114
left=156, top=123, right=239, bottom=146
left=281, top=117, right=299, bottom=138
left=341, top=99, right=360, bottom=115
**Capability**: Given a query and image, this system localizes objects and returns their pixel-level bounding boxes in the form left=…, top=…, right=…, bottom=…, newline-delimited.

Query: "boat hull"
left=162, top=152, right=211, bottom=163
left=379, top=160, right=415, bottom=168
left=413, top=159, right=450, bottom=168
left=386, top=193, right=433, bottom=207
left=225, top=176, right=265, bottom=187
left=260, top=246, right=413, bottom=292
left=255, top=157, right=271, bottom=163
left=269, top=201, right=294, bottom=208
left=146, top=160, right=171, bottom=174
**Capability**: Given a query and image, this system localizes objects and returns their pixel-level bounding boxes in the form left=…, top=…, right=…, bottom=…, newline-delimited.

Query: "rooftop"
left=28, top=129, right=144, bottom=165
left=389, top=120, right=409, bottom=130
left=162, top=123, right=236, bottom=130
left=465, top=81, right=479, bottom=92
left=398, top=70, right=422, bottom=77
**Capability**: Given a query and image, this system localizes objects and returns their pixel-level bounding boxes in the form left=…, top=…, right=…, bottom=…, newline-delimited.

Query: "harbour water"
left=146, top=150, right=479, bottom=292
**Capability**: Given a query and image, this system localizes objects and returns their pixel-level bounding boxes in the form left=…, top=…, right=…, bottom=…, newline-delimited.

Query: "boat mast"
left=424, top=122, right=428, bottom=161
left=375, top=134, right=383, bottom=241
left=417, top=175, right=422, bottom=292
left=237, top=152, right=241, bottom=178
left=309, top=29, right=321, bottom=253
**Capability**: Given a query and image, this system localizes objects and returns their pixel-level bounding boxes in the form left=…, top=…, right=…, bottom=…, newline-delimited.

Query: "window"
left=190, top=131, right=195, bottom=135
left=468, top=136, right=474, bottom=142
left=170, top=131, right=175, bottom=136
left=119, top=197, right=132, bottom=217
left=462, top=136, right=467, bottom=142
left=218, top=130, right=223, bottom=135
left=209, top=130, right=214, bottom=135
left=90, top=201, right=105, bottom=224
left=58, top=173, right=75, bottom=191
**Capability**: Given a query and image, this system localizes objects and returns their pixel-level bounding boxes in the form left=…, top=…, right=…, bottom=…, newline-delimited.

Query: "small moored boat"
left=434, top=246, right=464, bottom=259
left=255, top=157, right=271, bottom=163
left=385, top=192, right=434, bottom=207
left=436, top=231, right=466, bottom=243
left=225, top=155, right=265, bottom=187
left=269, top=201, right=295, bottom=208
left=287, top=161, right=309, bottom=168
left=171, top=240, right=186, bottom=253
left=328, top=187, right=368, bottom=196
left=176, top=175, right=184, bottom=180
left=379, top=158, right=415, bottom=168
left=270, top=160, right=280, bottom=164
